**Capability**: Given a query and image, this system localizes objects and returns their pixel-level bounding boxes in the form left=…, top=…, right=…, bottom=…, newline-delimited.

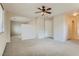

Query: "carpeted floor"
left=3, top=39, right=79, bottom=56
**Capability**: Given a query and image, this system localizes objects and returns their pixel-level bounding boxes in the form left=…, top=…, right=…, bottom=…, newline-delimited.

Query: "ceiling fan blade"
left=42, top=6, right=45, bottom=8
left=38, top=8, right=42, bottom=10
left=47, top=8, right=51, bottom=10
left=35, top=11, right=42, bottom=13
left=46, top=11, right=51, bottom=14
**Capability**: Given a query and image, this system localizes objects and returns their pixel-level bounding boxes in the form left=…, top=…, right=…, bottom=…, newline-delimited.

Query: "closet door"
left=36, top=18, right=45, bottom=39
left=45, top=19, right=53, bottom=38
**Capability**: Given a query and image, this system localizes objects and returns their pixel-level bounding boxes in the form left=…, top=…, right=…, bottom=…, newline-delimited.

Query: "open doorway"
left=67, top=14, right=79, bottom=41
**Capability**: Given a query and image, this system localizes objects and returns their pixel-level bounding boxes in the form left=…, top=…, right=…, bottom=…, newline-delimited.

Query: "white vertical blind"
left=0, top=4, right=4, bottom=33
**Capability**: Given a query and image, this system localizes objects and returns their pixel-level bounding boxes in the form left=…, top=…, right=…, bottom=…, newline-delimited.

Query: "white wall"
left=53, top=14, right=68, bottom=42
left=11, top=22, right=21, bottom=36
left=0, top=12, right=10, bottom=55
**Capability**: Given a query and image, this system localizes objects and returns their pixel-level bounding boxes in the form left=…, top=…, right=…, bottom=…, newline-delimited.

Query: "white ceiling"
left=2, top=3, right=79, bottom=18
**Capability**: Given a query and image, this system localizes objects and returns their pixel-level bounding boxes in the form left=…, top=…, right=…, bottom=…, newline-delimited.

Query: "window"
left=0, top=4, right=4, bottom=33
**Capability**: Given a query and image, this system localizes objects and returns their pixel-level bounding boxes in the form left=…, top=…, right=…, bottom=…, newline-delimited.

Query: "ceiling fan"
left=35, top=5, right=52, bottom=16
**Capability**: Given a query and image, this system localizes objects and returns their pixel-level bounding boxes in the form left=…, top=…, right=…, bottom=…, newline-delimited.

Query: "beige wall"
left=76, top=16, right=79, bottom=39
left=0, top=12, right=11, bottom=55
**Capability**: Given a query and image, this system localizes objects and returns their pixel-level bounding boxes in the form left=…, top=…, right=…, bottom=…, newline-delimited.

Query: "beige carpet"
left=3, top=39, right=79, bottom=56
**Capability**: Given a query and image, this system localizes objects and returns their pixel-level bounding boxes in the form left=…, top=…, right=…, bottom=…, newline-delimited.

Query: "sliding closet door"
left=45, top=19, right=53, bottom=38
left=36, top=18, right=45, bottom=39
